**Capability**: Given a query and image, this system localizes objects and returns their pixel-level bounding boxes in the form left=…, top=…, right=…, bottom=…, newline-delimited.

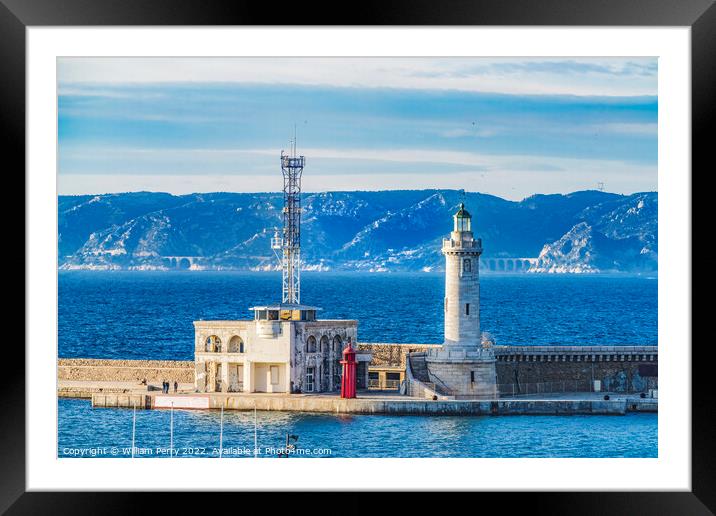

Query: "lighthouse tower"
left=424, top=202, right=497, bottom=399
left=443, top=203, right=482, bottom=347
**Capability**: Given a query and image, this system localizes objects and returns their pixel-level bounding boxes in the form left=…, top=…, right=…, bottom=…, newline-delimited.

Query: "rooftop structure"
left=193, top=139, right=370, bottom=395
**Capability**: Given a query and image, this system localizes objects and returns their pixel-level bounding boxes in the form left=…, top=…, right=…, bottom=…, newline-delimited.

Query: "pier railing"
left=368, top=379, right=401, bottom=390
left=427, top=372, right=456, bottom=396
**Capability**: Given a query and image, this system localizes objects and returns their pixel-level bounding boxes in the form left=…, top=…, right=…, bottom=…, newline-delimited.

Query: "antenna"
left=288, top=124, right=297, bottom=158
left=273, top=131, right=305, bottom=304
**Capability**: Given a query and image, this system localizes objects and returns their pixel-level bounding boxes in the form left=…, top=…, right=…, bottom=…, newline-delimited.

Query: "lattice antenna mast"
left=272, top=129, right=305, bottom=304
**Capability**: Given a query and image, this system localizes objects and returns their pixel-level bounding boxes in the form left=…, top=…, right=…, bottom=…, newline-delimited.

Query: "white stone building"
left=423, top=203, right=498, bottom=399
left=194, top=305, right=371, bottom=394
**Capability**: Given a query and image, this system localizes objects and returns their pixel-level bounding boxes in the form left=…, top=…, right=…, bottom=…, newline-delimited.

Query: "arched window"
left=463, top=258, right=471, bottom=273
left=333, top=335, right=342, bottom=353
left=205, top=335, right=221, bottom=353
left=306, top=335, right=317, bottom=353
left=320, top=335, right=329, bottom=354
left=228, top=336, right=244, bottom=353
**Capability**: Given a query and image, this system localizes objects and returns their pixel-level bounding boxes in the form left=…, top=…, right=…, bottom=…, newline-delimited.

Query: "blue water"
left=58, top=271, right=657, bottom=360
left=57, top=271, right=658, bottom=458
left=58, top=399, right=657, bottom=458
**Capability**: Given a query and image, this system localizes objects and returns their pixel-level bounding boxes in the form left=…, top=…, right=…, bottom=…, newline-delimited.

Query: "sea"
left=58, top=271, right=658, bottom=458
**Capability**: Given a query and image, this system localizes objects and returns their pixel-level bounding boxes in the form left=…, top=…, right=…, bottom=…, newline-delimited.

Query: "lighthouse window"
left=465, top=303, right=470, bottom=315
left=463, top=258, right=471, bottom=273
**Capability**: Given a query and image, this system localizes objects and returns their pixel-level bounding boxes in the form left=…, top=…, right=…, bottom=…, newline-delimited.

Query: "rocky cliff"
left=58, top=189, right=657, bottom=273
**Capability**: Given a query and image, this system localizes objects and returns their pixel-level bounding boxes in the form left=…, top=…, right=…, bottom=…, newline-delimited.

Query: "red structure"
left=340, top=340, right=357, bottom=399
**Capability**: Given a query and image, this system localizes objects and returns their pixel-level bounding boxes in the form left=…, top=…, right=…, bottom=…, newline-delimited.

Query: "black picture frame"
left=3, top=0, right=710, bottom=512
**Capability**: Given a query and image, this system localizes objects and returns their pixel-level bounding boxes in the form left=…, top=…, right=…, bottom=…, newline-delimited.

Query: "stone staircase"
left=408, top=353, right=431, bottom=383
left=407, top=353, right=455, bottom=397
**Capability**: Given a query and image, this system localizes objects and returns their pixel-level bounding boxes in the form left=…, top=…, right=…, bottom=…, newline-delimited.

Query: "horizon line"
left=57, top=188, right=657, bottom=202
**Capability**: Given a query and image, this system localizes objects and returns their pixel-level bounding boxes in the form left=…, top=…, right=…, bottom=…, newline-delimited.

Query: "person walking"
left=174, top=380, right=178, bottom=393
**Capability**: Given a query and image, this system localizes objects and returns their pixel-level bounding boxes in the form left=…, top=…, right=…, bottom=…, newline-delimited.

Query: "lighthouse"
left=442, top=203, right=482, bottom=348
left=423, top=201, right=497, bottom=399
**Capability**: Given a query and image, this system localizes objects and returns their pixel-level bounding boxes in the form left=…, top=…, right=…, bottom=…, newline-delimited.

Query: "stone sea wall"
left=358, top=343, right=439, bottom=367
left=493, top=346, right=658, bottom=393
left=495, top=361, right=658, bottom=393
left=58, top=358, right=195, bottom=383
left=58, top=344, right=657, bottom=395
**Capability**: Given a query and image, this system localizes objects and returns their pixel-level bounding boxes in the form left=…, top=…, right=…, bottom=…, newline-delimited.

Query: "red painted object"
left=340, top=340, right=357, bottom=399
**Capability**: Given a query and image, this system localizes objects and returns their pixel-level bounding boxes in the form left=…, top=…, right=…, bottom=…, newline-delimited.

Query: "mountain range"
left=58, top=189, right=657, bottom=273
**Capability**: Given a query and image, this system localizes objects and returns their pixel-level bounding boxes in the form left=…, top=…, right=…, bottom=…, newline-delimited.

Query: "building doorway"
left=305, top=367, right=315, bottom=392
left=215, top=363, right=223, bottom=392
left=228, top=364, right=243, bottom=392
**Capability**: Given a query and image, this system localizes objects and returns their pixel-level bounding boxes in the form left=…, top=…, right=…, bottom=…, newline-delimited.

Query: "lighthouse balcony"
left=426, top=345, right=495, bottom=363
left=442, top=238, right=482, bottom=252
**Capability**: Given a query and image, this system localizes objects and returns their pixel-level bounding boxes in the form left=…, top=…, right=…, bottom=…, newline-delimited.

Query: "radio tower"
left=272, top=130, right=305, bottom=304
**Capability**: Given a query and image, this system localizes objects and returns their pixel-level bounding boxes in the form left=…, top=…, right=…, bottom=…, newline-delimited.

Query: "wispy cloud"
left=59, top=144, right=656, bottom=200
left=57, top=57, right=658, bottom=198
left=439, top=127, right=498, bottom=138
left=58, top=57, right=657, bottom=97
left=598, top=122, right=658, bottom=136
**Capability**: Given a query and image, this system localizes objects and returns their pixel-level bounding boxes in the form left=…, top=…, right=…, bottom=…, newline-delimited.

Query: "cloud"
left=58, top=57, right=657, bottom=97
left=59, top=145, right=655, bottom=188
left=58, top=164, right=657, bottom=201
left=598, top=122, right=658, bottom=136
left=440, top=127, right=498, bottom=138
left=56, top=58, right=658, bottom=198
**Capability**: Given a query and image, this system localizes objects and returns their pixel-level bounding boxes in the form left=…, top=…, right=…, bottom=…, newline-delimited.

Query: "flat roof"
left=249, top=304, right=322, bottom=311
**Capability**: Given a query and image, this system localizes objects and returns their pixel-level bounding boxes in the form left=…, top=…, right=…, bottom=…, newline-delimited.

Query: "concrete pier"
left=89, top=391, right=655, bottom=415
left=60, top=356, right=657, bottom=416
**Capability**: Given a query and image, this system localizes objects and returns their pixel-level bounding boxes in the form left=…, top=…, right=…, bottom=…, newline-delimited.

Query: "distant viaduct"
left=161, top=256, right=201, bottom=269
left=480, top=257, right=539, bottom=272
left=158, top=256, right=540, bottom=272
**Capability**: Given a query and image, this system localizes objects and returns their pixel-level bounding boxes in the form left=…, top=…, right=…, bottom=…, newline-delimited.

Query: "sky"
left=57, top=57, right=657, bottom=200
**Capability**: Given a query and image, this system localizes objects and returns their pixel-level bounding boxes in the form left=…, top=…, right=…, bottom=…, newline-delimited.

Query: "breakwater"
left=58, top=344, right=658, bottom=403
left=58, top=359, right=195, bottom=398
left=361, top=343, right=658, bottom=393
left=91, top=392, right=652, bottom=415
left=58, top=358, right=194, bottom=382
left=494, top=345, right=658, bottom=393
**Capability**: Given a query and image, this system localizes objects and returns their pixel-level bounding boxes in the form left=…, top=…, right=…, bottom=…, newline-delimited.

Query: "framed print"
left=4, top=0, right=712, bottom=512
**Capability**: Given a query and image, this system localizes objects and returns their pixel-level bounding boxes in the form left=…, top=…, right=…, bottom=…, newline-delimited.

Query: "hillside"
left=58, top=190, right=657, bottom=273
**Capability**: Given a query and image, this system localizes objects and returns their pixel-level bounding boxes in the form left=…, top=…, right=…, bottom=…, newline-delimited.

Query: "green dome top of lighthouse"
left=453, top=202, right=472, bottom=232
left=454, top=202, right=471, bottom=219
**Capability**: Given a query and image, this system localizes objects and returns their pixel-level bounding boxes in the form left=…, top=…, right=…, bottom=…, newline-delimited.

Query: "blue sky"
left=58, top=57, right=657, bottom=200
